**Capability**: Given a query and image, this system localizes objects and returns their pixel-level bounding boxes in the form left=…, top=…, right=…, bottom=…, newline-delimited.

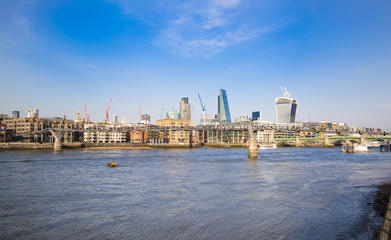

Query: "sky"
left=0, top=0, right=390, bottom=129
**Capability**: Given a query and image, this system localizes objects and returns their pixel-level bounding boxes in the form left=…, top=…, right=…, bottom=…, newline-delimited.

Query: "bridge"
left=275, top=135, right=391, bottom=146
left=13, top=123, right=260, bottom=157
left=12, top=125, right=391, bottom=155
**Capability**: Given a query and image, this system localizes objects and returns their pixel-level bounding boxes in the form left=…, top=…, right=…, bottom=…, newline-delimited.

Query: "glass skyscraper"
left=275, top=87, right=298, bottom=123
left=218, top=89, right=231, bottom=123
left=252, top=111, right=260, bottom=121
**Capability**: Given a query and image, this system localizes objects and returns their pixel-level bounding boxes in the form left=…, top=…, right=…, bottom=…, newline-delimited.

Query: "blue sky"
left=0, top=0, right=390, bottom=129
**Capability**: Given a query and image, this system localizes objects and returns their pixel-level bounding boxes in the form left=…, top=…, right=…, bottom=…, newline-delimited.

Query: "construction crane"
left=279, top=85, right=291, bottom=98
left=138, top=102, right=141, bottom=122
left=160, top=104, right=164, bottom=120
left=84, top=104, right=90, bottom=122
left=105, top=95, right=113, bottom=122
left=198, top=93, right=207, bottom=126
left=198, top=93, right=206, bottom=112
left=19, top=106, right=27, bottom=118
left=190, top=99, right=196, bottom=121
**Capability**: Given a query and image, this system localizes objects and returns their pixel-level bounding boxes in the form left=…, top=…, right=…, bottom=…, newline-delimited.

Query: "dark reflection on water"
left=1, top=148, right=391, bottom=239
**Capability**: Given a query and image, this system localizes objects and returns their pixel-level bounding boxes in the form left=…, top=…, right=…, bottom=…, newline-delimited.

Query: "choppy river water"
left=1, top=147, right=391, bottom=239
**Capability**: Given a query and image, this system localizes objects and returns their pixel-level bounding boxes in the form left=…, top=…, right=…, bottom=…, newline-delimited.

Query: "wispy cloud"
left=12, top=14, right=36, bottom=40
left=155, top=0, right=274, bottom=57
left=157, top=26, right=268, bottom=58
left=111, top=0, right=275, bottom=57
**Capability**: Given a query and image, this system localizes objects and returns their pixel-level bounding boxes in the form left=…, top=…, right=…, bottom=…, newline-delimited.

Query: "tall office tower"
left=217, top=89, right=231, bottom=123
left=27, top=108, right=39, bottom=118
left=112, top=114, right=118, bottom=123
left=252, top=111, right=261, bottom=121
left=12, top=111, right=20, bottom=118
left=275, top=86, right=298, bottom=123
left=180, top=97, right=191, bottom=121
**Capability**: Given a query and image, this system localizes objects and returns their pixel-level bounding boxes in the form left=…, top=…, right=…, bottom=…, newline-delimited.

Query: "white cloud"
left=157, top=27, right=268, bottom=58
left=109, top=0, right=277, bottom=57
left=155, top=0, right=272, bottom=57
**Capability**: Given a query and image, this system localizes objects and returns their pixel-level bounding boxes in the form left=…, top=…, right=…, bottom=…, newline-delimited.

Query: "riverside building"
left=156, top=119, right=198, bottom=145
left=275, top=87, right=298, bottom=124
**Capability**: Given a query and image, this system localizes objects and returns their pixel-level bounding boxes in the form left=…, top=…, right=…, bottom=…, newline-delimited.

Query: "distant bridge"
left=275, top=136, right=391, bottom=145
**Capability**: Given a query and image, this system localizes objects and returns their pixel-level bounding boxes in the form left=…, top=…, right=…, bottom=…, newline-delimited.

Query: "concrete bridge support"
left=248, top=139, right=258, bottom=158
left=296, top=137, right=300, bottom=147
left=246, top=122, right=258, bottom=158
left=360, top=135, right=367, bottom=144
left=324, top=136, right=329, bottom=147
left=49, top=130, right=64, bottom=152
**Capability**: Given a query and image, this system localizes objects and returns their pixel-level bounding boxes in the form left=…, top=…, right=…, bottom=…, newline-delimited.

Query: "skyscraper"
left=180, top=97, right=191, bottom=121
left=252, top=111, right=261, bottom=121
left=140, top=114, right=150, bottom=124
left=112, top=114, right=118, bottom=123
left=217, top=89, right=231, bottom=123
left=275, top=87, right=298, bottom=123
left=27, top=108, right=39, bottom=118
left=12, top=111, right=20, bottom=118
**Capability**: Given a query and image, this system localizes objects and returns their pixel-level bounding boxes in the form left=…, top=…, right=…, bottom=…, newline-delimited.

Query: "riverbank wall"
left=376, top=182, right=391, bottom=240
left=203, top=143, right=248, bottom=148
left=0, top=142, right=85, bottom=150
left=0, top=142, right=53, bottom=150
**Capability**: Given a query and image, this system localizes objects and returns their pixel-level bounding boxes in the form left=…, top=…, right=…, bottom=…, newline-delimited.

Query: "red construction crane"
left=105, top=95, right=113, bottom=122
left=84, top=104, right=90, bottom=122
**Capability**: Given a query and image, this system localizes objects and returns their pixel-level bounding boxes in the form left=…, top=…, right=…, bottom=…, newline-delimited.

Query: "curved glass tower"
left=275, top=87, right=298, bottom=123
left=218, top=89, right=231, bottom=123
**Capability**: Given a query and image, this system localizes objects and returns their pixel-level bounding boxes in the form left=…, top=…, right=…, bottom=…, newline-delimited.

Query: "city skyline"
left=1, top=0, right=391, bottom=129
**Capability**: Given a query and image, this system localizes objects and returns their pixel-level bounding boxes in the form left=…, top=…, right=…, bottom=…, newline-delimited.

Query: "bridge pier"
left=54, top=138, right=62, bottom=151
left=246, top=122, right=258, bottom=158
left=360, top=135, right=367, bottom=145
left=49, top=130, right=64, bottom=152
left=248, top=139, right=258, bottom=158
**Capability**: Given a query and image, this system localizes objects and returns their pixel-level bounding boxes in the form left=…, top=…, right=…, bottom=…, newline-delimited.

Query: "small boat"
left=107, top=162, right=118, bottom=167
left=258, top=143, right=277, bottom=150
left=341, top=143, right=368, bottom=153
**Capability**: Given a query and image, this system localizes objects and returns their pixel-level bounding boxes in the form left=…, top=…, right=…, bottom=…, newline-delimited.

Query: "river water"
left=1, top=148, right=391, bottom=239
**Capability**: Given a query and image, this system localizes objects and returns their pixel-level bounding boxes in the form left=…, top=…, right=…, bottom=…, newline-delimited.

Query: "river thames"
left=1, top=148, right=391, bottom=239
